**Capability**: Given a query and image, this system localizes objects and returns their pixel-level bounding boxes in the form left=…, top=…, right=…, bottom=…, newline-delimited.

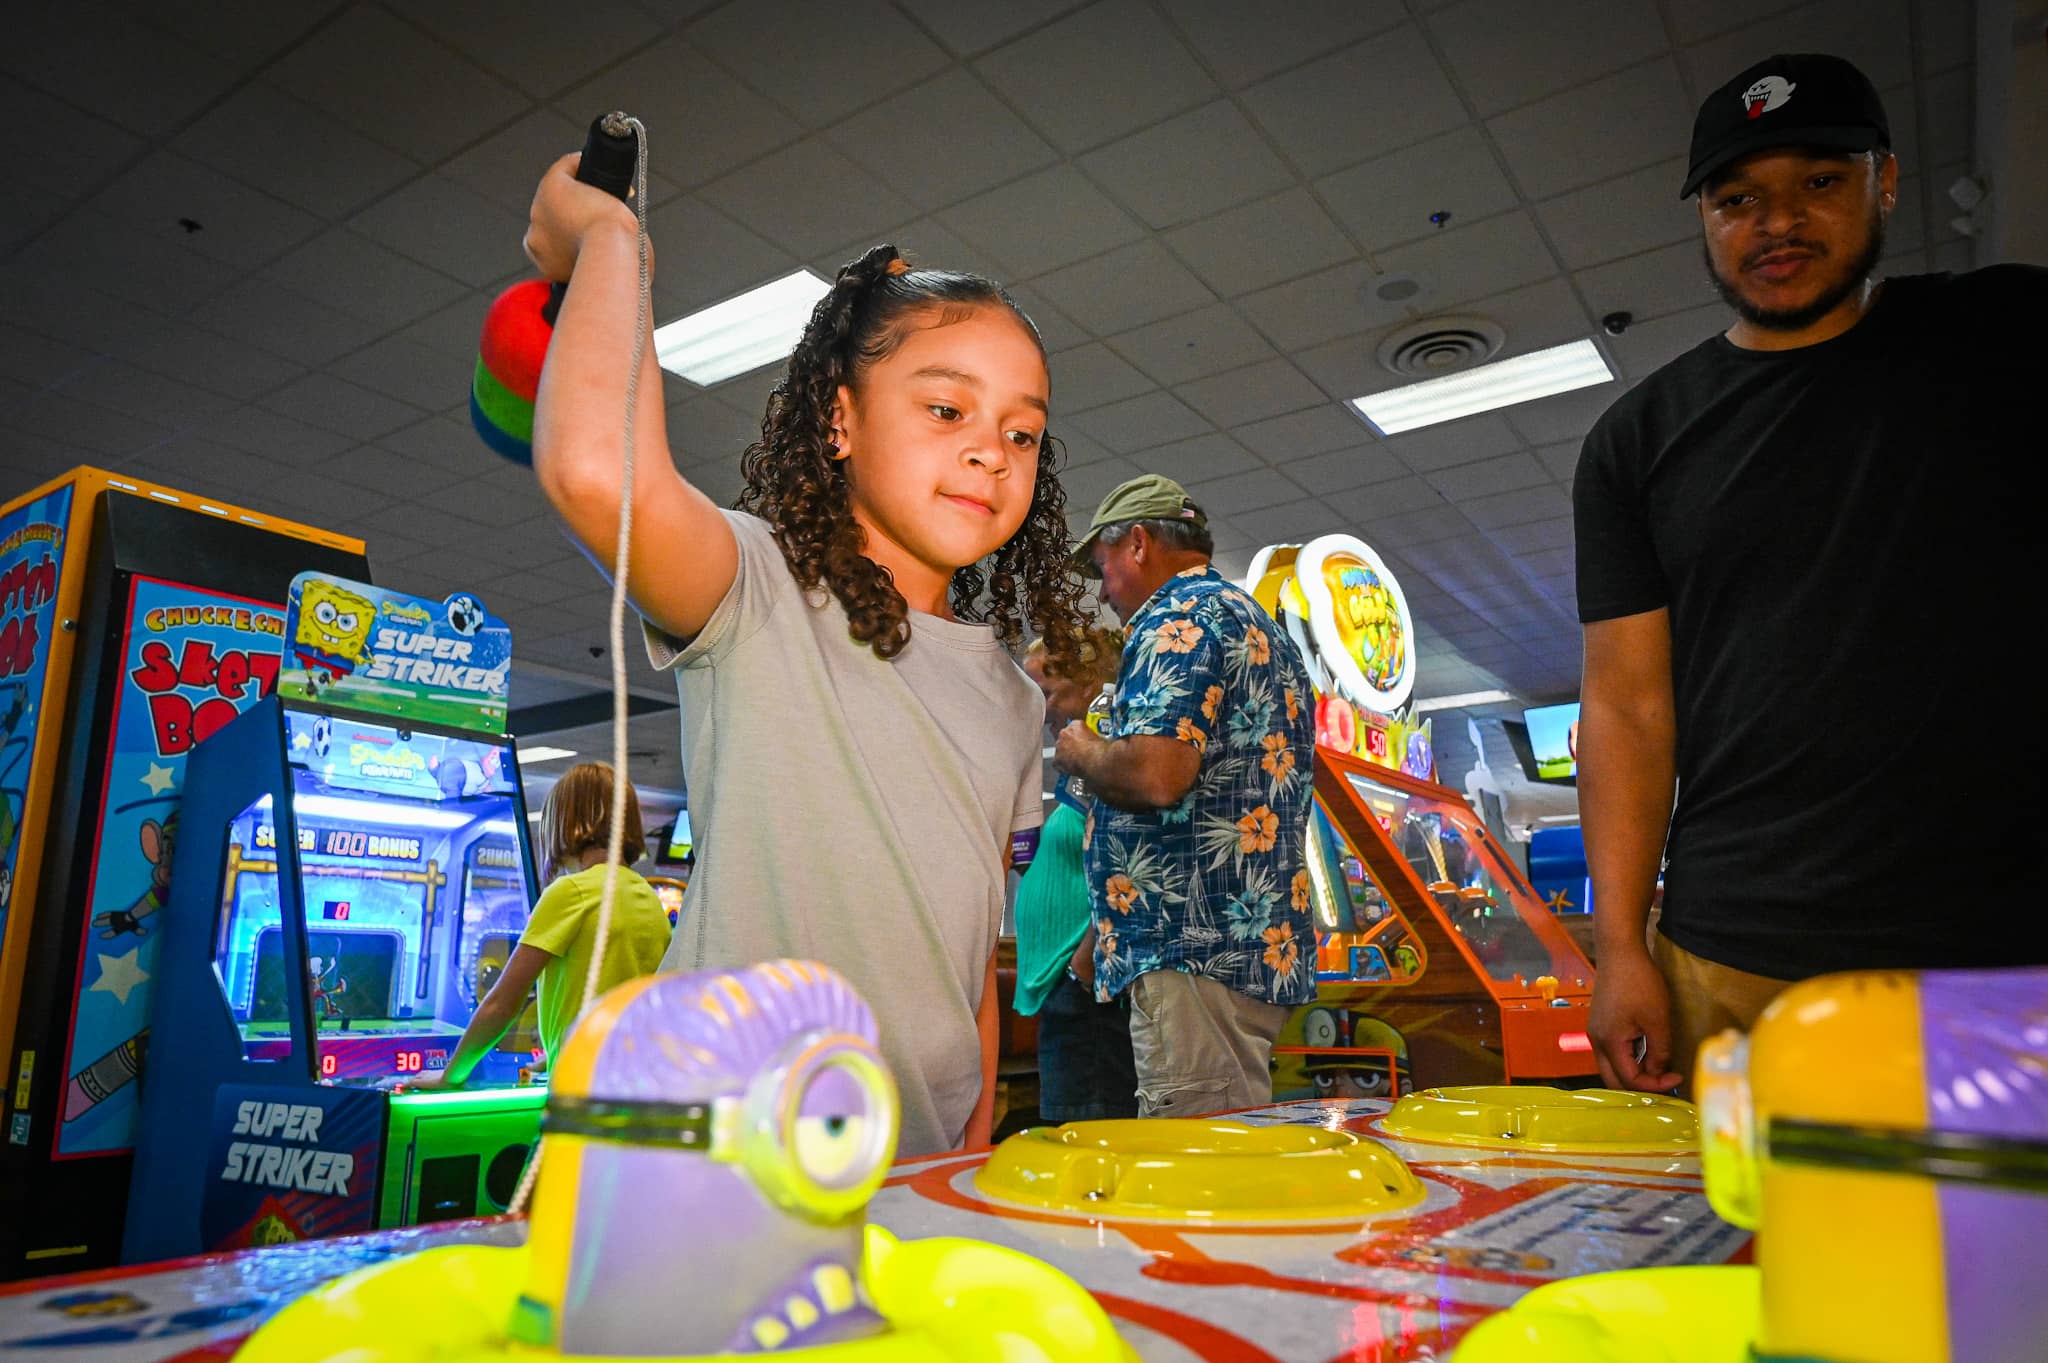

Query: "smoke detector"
left=1375, top=315, right=1507, bottom=379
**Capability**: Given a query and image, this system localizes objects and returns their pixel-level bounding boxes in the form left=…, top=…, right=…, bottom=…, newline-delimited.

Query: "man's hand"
left=1052, top=719, right=1103, bottom=777
left=1588, top=947, right=1683, bottom=1092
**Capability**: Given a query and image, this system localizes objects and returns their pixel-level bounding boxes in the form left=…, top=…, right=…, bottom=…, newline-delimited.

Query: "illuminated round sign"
left=1294, top=535, right=1415, bottom=714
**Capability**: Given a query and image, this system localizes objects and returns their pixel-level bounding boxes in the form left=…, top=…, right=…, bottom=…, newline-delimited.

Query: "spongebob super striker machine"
left=1244, top=537, right=1596, bottom=1096
left=122, top=572, right=546, bottom=1263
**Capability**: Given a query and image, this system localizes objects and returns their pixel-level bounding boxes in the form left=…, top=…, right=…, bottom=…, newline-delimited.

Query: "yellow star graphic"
left=89, top=948, right=151, bottom=1007
left=139, top=762, right=176, bottom=796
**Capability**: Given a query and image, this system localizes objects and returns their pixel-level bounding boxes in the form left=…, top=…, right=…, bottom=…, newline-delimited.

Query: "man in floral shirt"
left=1055, top=475, right=1317, bottom=1117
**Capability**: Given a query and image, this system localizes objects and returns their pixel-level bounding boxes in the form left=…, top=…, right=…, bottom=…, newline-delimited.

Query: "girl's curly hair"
left=736, top=243, right=1094, bottom=680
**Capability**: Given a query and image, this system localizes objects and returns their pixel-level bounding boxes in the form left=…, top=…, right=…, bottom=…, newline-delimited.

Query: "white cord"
left=510, top=115, right=650, bottom=1220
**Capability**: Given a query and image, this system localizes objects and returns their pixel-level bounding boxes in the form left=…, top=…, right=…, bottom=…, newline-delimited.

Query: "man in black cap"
left=1574, top=53, right=2047, bottom=1094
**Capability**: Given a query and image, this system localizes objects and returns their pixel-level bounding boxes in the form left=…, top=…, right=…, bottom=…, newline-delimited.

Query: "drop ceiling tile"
left=1006, top=285, right=1090, bottom=351
left=404, top=0, right=663, bottom=99
left=1460, top=483, right=1571, bottom=529
left=328, top=332, right=471, bottom=412
left=1290, top=328, right=1399, bottom=405
left=200, top=402, right=357, bottom=464
left=53, top=359, right=239, bottom=430
left=1064, top=389, right=1210, bottom=452
left=1423, top=450, right=1551, bottom=501
left=416, top=462, right=553, bottom=527
left=1167, top=0, right=1407, bottom=87
left=0, top=8, right=233, bottom=139
left=1506, top=384, right=1622, bottom=446
left=831, top=70, right=1058, bottom=209
left=938, top=166, right=1144, bottom=279
left=4, top=75, right=145, bottom=202
left=0, top=320, right=96, bottom=388
left=258, top=373, right=430, bottom=443
left=1461, top=276, right=1597, bottom=357
left=693, top=0, right=949, bottom=127
left=11, top=215, right=240, bottom=317
left=1030, top=240, right=1216, bottom=335
left=1174, top=358, right=1328, bottom=428
left=1484, top=515, right=1575, bottom=553
left=1241, top=25, right=1467, bottom=177
left=1914, top=0, right=1974, bottom=73
left=1075, top=102, right=1294, bottom=231
left=1232, top=405, right=1374, bottom=462
left=896, top=0, right=1080, bottom=57
left=1379, top=413, right=1525, bottom=472
left=1327, top=475, right=1448, bottom=523
left=254, top=466, right=400, bottom=522
left=1061, top=456, right=1145, bottom=508
left=349, top=176, right=533, bottom=290
left=86, top=150, right=322, bottom=269
left=1128, top=433, right=1263, bottom=485
left=176, top=84, right=422, bottom=221
left=641, top=196, right=799, bottom=316
left=665, top=396, right=764, bottom=465
left=1605, top=301, right=1724, bottom=381
left=1534, top=158, right=1698, bottom=269
left=1355, top=504, right=1472, bottom=546
left=1314, top=128, right=1516, bottom=253
left=680, top=455, right=748, bottom=506
left=1051, top=428, right=1115, bottom=469
left=1515, top=546, right=1577, bottom=578
left=316, top=441, right=469, bottom=498
left=1920, top=68, right=1973, bottom=166
left=116, top=434, right=290, bottom=491
left=1183, top=466, right=1305, bottom=516
left=9, top=389, right=175, bottom=458
left=1930, top=240, right=1972, bottom=274
left=1237, top=260, right=1380, bottom=353
left=1679, top=0, right=1912, bottom=94
left=1164, top=189, right=1356, bottom=297
left=264, top=7, right=526, bottom=162
left=1107, top=303, right=1276, bottom=386
left=1487, top=58, right=1691, bottom=200
left=1534, top=441, right=1581, bottom=481
left=1376, top=211, right=1561, bottom=312
left=377, top=412, right=506, bottom=476
left=1051, top=344, right=1156, bottom=414
left=978, top=0, right=1217, bottom=153
left=1575, top=240, right=1719, bottom=324
left=701, top=140, right=916, bottom=259
left=1427, top=0, right=1669, bottom=117
left=558, top=39, right=802, bottom=189
left=192, top=279, right=384, bottom=368
left=262, top=227, right=471, bottom=327
left=1284, top=444, right=1409, bottom=495
left=1230, top=496, right=1353, bottom=546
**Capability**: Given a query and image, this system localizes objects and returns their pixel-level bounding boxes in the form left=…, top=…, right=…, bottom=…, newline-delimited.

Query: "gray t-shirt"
left=645, top=510, right=1044, bottom=1156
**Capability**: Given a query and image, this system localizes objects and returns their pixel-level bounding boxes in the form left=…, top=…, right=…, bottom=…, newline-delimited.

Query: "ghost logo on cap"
left=1741, top=75, right=1795, bottom=119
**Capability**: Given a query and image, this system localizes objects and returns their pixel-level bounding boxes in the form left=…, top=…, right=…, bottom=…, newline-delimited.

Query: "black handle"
left=543, top=112, right=639, bottom=327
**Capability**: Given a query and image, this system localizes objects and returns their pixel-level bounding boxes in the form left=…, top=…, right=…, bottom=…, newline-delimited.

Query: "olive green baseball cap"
left=1068, top=473, right=1207, bottom=578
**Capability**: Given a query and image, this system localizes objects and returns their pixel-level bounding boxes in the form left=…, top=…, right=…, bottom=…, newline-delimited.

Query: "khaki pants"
left=1653, top=932, right=1796, bottom=1092
left=1127, top=970, right=1291, bottom=1117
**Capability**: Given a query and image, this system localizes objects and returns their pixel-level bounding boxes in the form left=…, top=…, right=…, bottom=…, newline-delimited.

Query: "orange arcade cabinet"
left=1244, top=535, right=1595, bottom=1096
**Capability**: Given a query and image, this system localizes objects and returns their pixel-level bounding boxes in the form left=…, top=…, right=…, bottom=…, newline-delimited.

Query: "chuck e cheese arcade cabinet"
left=0, top=467, right=366, bottom=1281
left=1243, top=536, right=1596, bottom=1096
left=122, top=573, right=546, bottom=1263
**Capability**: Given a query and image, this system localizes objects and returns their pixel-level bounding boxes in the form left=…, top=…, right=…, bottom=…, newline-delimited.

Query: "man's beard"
left=1705, top=209, right=1886, bottom=332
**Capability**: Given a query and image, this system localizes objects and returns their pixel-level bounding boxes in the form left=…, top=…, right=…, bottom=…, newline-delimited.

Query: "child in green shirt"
left=411, top=762, right=672, bottom=1087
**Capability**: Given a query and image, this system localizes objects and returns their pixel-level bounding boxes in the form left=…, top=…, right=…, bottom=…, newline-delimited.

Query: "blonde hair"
left=539, top=761, right=645, bottom=882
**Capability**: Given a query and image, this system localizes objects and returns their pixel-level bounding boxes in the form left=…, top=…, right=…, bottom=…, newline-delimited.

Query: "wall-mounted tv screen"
left=1523, top=702, right=1581, bottom=782
left=662, top=811, right=692, bottom=863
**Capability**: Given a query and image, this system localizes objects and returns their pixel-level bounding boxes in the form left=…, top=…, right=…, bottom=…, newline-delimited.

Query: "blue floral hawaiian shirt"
left=1085, top=565, right=1318, bottom=1007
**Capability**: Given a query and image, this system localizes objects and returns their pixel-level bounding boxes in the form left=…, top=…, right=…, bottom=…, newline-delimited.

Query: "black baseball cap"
left=1679, top=53, right=1890, bottom=199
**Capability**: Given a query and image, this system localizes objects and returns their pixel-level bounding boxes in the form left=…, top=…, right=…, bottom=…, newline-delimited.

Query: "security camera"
left=1601, top=311, right=1633, bottom=336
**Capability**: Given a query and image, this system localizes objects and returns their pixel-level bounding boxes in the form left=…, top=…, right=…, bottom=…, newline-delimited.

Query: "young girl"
left=415, top=762, right=671, bottom=1087
left=522, top=157, right=1092, bottom=1155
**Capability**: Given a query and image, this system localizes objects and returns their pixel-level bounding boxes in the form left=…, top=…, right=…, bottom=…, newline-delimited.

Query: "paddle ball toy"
left=471, top=113, right=640, bottom=464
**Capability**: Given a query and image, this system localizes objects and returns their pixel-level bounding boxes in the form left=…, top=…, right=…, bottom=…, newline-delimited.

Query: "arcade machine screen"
left=1306, top=801, right=1422, bottom=985
left=211, top=712, right=536, bottom=1086
left=1344, top=770, right=1580, bottom=987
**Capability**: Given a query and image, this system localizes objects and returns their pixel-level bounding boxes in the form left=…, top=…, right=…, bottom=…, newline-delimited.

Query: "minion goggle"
left=543, top=1031, right=899, bottom=1224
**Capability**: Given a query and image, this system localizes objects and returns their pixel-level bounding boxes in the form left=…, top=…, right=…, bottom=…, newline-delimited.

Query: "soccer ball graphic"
left=445, top=594, right=484, bottom=637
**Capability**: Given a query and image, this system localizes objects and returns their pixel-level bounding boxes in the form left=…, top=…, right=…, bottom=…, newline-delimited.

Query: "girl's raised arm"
left=526, top=153, right=737, bottom=643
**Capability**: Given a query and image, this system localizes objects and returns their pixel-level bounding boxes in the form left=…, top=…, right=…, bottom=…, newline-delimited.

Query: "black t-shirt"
left=1574, top=266, right=2048, bottom=978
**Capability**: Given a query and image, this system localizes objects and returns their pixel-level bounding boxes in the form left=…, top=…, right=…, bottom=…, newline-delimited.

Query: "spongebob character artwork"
left=290, top=581, right=376, bottom=687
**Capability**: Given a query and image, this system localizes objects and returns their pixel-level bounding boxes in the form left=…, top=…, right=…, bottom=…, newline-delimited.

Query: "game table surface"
left=0, top=1097, right=1749, bottom=1361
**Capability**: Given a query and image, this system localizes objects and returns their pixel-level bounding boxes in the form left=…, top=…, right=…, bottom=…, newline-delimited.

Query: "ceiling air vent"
left=1375, top=316, right=1507, bottom=378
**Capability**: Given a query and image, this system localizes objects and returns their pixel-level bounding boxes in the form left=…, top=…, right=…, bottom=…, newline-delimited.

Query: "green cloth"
left=1012, top=802, right=1089, bottom=1016
left=518, top=864, right=672, bottom=1060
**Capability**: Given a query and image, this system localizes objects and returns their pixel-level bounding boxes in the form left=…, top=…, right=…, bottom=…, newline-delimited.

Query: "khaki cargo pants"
left=1126, top=969, right=1292, bottom=1117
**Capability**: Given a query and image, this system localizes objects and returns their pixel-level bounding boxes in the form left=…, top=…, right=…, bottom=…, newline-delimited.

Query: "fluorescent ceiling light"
left=1413, top=689, right=1515, bottom=712
left=518, top=746, right=578, bottom=763
left=1351, top=339, right=1613, bottom=435
left=655, top=269, right=833, bottom=386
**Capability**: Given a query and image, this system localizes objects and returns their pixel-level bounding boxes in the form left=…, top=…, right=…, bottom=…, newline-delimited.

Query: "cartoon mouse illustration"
left=93, top=811, right=177, bottom=939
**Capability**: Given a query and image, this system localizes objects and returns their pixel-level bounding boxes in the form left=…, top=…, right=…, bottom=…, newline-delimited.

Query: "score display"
left=320, top=900, right=352, bottom=921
